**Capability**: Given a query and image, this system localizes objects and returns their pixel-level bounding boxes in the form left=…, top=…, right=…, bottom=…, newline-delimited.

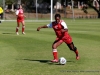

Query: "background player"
left=16, top=5, right=26, bottom=35
left=0, top=6, right=3, bottom=23
left=37, top=14, right=79, bottom=62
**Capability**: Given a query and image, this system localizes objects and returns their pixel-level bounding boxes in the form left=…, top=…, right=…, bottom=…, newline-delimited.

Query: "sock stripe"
left=16, top=27, right=19, bottom=29
left=53, top=49, right=57, bottom=52
left=22, top=26, right=25, bottom=28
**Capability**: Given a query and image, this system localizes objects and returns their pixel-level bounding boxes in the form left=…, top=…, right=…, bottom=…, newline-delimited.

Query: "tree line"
left=3, top=0, right=100, bottom=18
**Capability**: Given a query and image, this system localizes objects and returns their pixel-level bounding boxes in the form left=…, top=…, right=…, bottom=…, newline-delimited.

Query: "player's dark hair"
left=17, top=4, right=21, bottom=9
left=55, top=14, right=61, bottom=19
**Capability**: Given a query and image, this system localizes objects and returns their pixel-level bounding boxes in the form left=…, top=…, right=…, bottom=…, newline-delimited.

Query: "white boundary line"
left=1, top=20, right=51, bottom=22
left=1, top=20, right=100, bottom=23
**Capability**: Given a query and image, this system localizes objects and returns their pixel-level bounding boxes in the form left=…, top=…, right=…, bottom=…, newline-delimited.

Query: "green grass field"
left=0, top=19, right=100, bottom=75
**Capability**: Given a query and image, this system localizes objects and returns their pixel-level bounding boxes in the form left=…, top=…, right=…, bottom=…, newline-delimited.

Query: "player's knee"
left=22, top=26, right=25, bottom=28
left=16, top=27, right=19, bottom=29
left=70, top=47, right=77, bottom=51
left=73, top=47, right=77, bottom=51
left=52, top=45, right=56, bottom=49
left=52, top=44, right=57, bottom=49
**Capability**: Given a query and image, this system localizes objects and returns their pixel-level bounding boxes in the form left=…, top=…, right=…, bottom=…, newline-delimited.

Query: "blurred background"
left=0, top=0, right=100, bottom=20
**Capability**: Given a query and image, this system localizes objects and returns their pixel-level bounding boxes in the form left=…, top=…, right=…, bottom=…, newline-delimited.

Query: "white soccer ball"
left=59, top=57, right=67, bottom=65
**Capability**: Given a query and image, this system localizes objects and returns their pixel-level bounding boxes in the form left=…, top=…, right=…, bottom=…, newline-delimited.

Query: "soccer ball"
left=59, top=57, right=67, bottom=65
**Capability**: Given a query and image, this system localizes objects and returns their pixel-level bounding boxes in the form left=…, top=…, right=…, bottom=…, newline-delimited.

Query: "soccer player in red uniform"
left=15, top=5, right=26, bottom=35
left=37, top=14, right=79, bottom=62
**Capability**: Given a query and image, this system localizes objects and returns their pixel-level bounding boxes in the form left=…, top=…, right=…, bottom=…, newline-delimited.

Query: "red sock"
left=74, top=50, right=79, bottom=56
left=52, top=49, right=58, bottom=60
left=22, top=26, right=25, bottom=32
left=16, top=27, right=19, bottom=32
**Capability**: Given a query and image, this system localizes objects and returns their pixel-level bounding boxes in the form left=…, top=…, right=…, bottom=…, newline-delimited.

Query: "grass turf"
left=0, top=19, right=100, bottom=75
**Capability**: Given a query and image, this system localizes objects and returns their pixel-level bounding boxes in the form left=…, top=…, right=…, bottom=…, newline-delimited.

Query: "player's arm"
left=15, top=10, right=19, bottom=17
left=37, top=25, right=48, bottom=31
left=24, top=15, right=26, bottom=18
left=23, top=11, right=26, bottom=18
left=61, top=21, right=68, bottom=32
left=37, top=23, right=52, bottom=31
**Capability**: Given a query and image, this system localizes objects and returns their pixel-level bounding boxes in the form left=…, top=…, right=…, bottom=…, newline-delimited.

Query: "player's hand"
left=37, top=27, right=41, bottom=31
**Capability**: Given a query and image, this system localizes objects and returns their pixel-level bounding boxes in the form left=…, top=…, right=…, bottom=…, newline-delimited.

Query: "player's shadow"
left=22, top=59, right=74, bottom=65
left=22, top=59, right=60, bottom=65
left=2, top=33, right=14, bottom=34
left=22, top=59, right=51, bottom=64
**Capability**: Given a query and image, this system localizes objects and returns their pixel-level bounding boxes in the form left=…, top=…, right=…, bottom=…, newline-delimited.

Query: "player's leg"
left=63, top=35, right=79, bottom=60
left=67, top=42, right=79, bottom=60
left=0, top=14, right=1, bottom=23
left=1, top=13, right=3, bottom=19
left=21, top=21, right=25, bottom=34
left=51, top=39, right=63, bottom=62
left=16, top=22, right=20, bottom=35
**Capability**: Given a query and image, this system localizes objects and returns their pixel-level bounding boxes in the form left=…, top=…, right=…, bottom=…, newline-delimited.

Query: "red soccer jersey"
left=52, top=20, right=68, bottom=38
left=47, top=20, right=72, bottom=44
left=16, top=9, right=24, bottom=22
